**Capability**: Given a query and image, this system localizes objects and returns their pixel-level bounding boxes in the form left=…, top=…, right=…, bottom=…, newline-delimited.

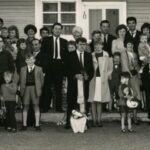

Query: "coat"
left=20, top=65, right=44, bottom=97
left=88, top=51, right=113, bottom=103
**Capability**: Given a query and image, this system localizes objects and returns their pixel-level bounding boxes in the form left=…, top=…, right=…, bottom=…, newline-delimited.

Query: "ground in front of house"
left=0, top=121, right=150, bottom=150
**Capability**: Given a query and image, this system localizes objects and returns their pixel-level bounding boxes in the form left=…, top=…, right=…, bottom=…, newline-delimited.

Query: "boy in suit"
left=20, top=54, right=44, bottom=131
left=66, top=37, right=94, bottom=128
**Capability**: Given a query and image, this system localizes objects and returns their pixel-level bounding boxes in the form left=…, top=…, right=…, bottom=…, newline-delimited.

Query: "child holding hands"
left=1, top=71, right=17, bottom=132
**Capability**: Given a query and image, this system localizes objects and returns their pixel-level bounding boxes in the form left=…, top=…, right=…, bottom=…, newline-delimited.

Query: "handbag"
left=0, top=101, right=6, bottom=120
left=126, top=97, right=139, bottom=109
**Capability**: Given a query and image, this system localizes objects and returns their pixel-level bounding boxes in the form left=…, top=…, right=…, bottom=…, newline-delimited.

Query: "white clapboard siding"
left=127, top=0, right=150, bottom=30
left=0, top=0, right=35, bottom=38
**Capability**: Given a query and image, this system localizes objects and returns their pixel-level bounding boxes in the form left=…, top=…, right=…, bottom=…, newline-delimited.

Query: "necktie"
left=55, top=37, right=58, bottom=59
left=29, top=66, right=33, bottom=72
left=104, top=35, right=107, bottom=45
left=80, top=53, right=84, bottom=72
left=131, top=32, right=134, bottom=38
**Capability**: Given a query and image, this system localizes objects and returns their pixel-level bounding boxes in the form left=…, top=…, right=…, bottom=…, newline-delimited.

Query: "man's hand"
left=75, top=74, right=84, bottom=80
left=84, top=72, right=89, bottom=80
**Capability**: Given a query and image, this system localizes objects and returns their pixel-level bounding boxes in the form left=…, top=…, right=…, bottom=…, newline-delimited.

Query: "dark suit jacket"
left=41, top=36, right=68, bottom=73
left=125, top=30, right=141, bottom=55
left=20, top=65, right=44, bottom=97
left=103, top=34, right=116, bottom=57
left=67, top=51, right=94, bottom=101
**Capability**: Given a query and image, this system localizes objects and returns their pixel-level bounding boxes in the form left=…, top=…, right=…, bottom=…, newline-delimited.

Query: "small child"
left=138, top=34, right=150, bottom=73
left=109, top=52, right=121, bottom=111
left=20, top=53, right=44, bottom=131
left=126, top=40, right=142, bottom=125
left=1, top=71, right=17, bottom=132
left=118, top=72, right=135, bottom=133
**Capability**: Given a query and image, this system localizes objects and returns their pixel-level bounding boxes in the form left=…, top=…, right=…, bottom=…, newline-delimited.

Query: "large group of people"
left=0, top=16, right=150, bottom=133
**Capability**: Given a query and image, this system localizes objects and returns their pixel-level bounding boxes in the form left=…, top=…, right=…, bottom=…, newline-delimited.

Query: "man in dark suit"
left=100, top=20, right=116, bottom=57
left=41, top=22, right=68, bottom=112
left=66, top=37, right=94, bottom=128
left=125, top=17, right=141, bottom=56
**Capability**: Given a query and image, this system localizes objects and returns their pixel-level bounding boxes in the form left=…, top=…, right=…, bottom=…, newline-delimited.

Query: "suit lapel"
left=23, top=66, right=27, bottom=84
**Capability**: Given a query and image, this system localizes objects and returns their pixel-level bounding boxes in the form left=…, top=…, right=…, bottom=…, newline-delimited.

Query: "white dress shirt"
left=129, top=30, right=137, bottom=38
left=76, top=49, right=84, bottom=67
left=53, top=36, right=61, bottom=59
left=27, top=65, right=35, bottom=72
left=101, top=34, right=108, bottom=43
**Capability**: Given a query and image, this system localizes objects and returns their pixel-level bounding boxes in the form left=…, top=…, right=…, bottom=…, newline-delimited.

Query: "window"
left=43, top=2, right=76, bottom=35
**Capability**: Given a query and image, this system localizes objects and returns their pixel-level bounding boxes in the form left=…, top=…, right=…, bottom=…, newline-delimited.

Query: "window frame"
left=35, top=0, right=77, bottom=39
left=35, top=0, right=127, bottom=40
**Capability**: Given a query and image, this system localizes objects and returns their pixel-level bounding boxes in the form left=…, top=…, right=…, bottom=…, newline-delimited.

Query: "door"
left=106, top=9, right=119, bottom=36
left=89, top=9, right=102, bottom=39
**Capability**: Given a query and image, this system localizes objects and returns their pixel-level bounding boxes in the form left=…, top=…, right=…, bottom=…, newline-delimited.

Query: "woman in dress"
left=88, top=40, right=113, bottom=127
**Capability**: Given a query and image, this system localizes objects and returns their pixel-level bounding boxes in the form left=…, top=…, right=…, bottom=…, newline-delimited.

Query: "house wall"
left=0, top=0, right=150, bottom=37
left=127, top=0, right=150, bottom=30
left=0, top=0, right=35, bottom=38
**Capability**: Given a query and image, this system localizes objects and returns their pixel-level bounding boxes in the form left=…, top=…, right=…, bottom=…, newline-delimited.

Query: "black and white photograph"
left=0, top=0, right=150, bottom=149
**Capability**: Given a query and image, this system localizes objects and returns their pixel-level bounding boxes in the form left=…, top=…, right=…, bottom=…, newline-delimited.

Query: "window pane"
left=62, top=25, right=75, bottom=35
left=43, top=3, right=58, bottom=12
left=43, top=14, right=58, bottom=24
left=61, top=3, right=75, bottom=12
left=61, top=14, right=75, bottom=23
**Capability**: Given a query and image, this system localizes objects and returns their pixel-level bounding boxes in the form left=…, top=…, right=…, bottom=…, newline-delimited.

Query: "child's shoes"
left=121, top=128, right=126, bottom=133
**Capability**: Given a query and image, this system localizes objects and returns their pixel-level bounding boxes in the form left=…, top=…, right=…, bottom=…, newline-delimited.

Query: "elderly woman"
left=72, top=26, right=83, bottom=40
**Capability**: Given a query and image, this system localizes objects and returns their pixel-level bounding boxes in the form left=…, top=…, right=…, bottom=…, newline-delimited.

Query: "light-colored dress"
left=88, top=51, right=113, bottom=103
left=112, top=38, right=125, bottom=54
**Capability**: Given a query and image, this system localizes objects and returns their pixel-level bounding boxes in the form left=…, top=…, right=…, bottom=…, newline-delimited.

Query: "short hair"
left=0, top=18, right=4, bottom=24
left=68, top=40, right=76, bottom=47
left=8, top=25, right=19, bottom=39
left=72, top=26, right=83, bottom=34
left=116, top=24, right=127, bottom=35
left=3, top=70, right=13, bottom=77
left=127, top=17, right=137, bottom=24
left=32, top=38, right=41, bottom=44
left=24, top=24, right=37, bottom=34
left=113, top=52, right=121, bottom=58
left=100, top=20, right=110, bottom=27
left=141, top=22, right=150, bottom=32
left=25, top=53, right=34, bottom=60
left=76, top=37, right=87, bottom=44
left=52, top=22, right=63, bottom=29
left=121, top=72, right=131, bottom=79
left=17, top=38, right=26, bottom=48
left=1, top=26, right=8, bottom=30
left=40, top=27, right=49, bottom=34
left=124, top=39, right=134, bottom=48
left=94, top=40, right=103, bottom=46
left=92, top=30, right=101, bottom=37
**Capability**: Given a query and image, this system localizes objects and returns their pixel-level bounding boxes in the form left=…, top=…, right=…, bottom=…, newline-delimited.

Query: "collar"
left=53, top=36, right=60, bottom=40
left=129, top=30, right=137, bottom=35
left=76, top=49, right=84, bottom=55
left=27, top=65, right=35, bottom=71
